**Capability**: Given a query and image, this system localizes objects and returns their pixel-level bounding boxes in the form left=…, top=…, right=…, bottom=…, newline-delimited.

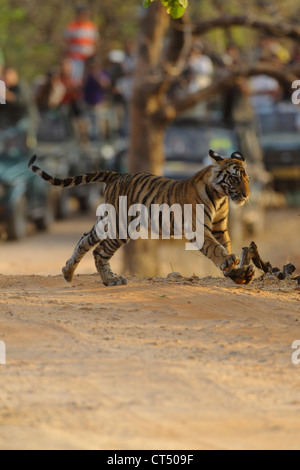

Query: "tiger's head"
left=209, top=149, right=250, bottom=206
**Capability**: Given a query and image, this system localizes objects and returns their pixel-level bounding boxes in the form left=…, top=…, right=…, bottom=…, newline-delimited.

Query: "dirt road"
left=0, top=273, right=299, bottom=450
left=0, top=210, right=299, bottom=449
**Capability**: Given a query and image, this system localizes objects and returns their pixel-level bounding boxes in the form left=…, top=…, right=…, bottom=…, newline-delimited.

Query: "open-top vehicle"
left=0, top=119, right=53, bottom=240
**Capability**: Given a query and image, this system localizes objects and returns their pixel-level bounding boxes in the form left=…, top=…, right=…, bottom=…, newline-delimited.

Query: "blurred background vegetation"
left=1, top=0, right=299, bottom=80
left=0, top=0, right=139, bottom=79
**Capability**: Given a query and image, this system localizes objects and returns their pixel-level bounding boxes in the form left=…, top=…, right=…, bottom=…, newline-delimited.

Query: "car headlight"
left=0, top=184, right=6, bottom=199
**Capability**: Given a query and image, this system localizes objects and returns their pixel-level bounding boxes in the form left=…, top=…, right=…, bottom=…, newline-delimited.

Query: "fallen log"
left=247, top=242, right=273, bottom=273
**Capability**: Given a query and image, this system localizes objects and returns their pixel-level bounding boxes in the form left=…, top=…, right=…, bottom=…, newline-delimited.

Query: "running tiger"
left=28, top=151, right=255, bottom=286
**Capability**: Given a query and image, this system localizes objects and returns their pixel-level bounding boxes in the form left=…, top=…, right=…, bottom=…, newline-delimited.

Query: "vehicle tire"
left=6, top=196, right=27, bottom=241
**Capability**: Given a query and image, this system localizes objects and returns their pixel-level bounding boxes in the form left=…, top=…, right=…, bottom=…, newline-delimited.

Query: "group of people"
left=32, top=5, right=136, bottom=141
left=182, top=35, right=298, bottom=108
left=0, top=63, right=33, bottom=128
left=0, top=5, right=136, bottom=141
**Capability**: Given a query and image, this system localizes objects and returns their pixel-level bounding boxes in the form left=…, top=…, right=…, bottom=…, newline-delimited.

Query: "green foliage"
left=0, top=0, right=297, bottom=81
left=143, top=0, right=188, bottom=19
left=0, top=0, right=26, bottom=44
left=0, top=0, right=139, bottom=80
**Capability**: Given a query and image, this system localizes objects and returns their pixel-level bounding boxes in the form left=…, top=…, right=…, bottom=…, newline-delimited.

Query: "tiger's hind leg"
left=93, top=238, right=129, bottom=287
left=62, top=226, right=100, bottom=283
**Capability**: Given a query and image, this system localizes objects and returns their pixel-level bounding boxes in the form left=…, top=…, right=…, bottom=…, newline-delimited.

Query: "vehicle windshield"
left=165, top=124, right=238, bottom=161
left=257, top=106, right=300, bottom=135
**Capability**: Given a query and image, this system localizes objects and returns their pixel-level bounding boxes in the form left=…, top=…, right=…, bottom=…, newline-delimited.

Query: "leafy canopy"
left=143, top=0, right=188, bottom=19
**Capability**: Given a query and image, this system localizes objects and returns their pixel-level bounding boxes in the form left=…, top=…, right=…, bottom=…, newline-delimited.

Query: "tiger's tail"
left=28, top=156, right=120, bottom=188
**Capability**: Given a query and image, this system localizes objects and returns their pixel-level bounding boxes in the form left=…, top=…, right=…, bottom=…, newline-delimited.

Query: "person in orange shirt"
left=64, top=5, right=99, bottom=82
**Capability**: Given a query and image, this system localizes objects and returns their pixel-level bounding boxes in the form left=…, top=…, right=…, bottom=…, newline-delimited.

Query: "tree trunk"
left=123, top=3, right=170, bottom=276
left=129, top=98, right=166, bottom=175
left=129, top=2, right=170, bottom=175
left=126, top=90, right=167, bottom=276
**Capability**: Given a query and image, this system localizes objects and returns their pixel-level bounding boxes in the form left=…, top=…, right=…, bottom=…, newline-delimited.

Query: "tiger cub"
left=28, top=150, right=255, bottom=286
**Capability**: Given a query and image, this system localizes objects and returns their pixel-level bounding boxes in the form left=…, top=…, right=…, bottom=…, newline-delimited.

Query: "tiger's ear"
left=231, top=151, right=245, bottom=162
left=209, top=149, right=223, bottom=164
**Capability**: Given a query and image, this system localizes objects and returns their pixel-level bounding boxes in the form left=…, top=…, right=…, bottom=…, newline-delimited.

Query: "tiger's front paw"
left=224, top=265, right=255, bottom=285
left=62, top=265, right=74, bottom=283
left=221, top=254, right=240, bottom=272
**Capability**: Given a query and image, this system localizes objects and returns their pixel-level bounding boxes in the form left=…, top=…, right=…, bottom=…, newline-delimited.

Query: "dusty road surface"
left=0, top=209, right=300, bottom=450
left=0, top=274, right=299, bottom=450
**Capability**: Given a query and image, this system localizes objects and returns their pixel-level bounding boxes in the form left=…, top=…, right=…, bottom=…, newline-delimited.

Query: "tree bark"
left=128, top=2, right=170, bottom=175
left=154, top=63, right=300, bottom=122
left=124, top=3, right=170, bottom=275
left=129, top=103, right=166, bottom=175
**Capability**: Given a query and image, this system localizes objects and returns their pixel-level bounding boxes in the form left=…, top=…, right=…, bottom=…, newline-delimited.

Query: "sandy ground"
left=0, top=209, right=300, bottom=450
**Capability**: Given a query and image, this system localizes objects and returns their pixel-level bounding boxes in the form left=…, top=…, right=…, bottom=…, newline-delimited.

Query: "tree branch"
left=132, top=9, right=192, bottom=106
left=154, top=62, right=300, bottom=123
left=163, top=16, right=192, bottom=74
left=149, top=16, right=193, bottom=103
left=190, top=15, right=300, bottom=41
left=136, top=2, right=170, bottom=71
